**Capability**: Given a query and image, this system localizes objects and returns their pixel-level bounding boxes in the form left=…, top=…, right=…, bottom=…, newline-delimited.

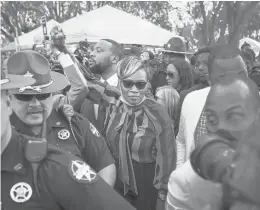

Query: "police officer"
left=7, top=50, right=117, bottom=187
left=1, top=67, right=136, bottom=210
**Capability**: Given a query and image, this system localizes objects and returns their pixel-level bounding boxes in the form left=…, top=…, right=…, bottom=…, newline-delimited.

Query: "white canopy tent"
left=240, top=37, right=260, bottom=53
left=2, top=5, right=180, bottom=51
left=61, top=5, right=179, bottom=46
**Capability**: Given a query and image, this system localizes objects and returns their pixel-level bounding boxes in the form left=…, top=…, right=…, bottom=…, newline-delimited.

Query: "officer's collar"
left=1, top=128, right=27, bottom=175
left=47, top=109, right=68, bottom=129
left=10, top=110, right=67, bottom=137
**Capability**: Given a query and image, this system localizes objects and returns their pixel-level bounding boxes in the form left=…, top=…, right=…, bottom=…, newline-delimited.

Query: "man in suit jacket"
left=77, top=39, right=123, bottom=132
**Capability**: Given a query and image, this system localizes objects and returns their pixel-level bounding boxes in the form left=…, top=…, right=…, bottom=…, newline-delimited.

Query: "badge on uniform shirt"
left=58, top=129, right=70, bottom=140
left=89, top=123, right=100, bottom=137
left=68, top=160, right=98, bottom=184
left=10, top=182, right=32, bottom=203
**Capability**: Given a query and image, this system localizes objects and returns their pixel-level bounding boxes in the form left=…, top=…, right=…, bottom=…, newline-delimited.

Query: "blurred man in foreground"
left=191, top=76, right=260, bottom=210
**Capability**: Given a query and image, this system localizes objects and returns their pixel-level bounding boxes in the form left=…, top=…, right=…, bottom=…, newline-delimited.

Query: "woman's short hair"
left=117, top=56, right=148, bottom=80
left=169, top=58, right=193, bottom=92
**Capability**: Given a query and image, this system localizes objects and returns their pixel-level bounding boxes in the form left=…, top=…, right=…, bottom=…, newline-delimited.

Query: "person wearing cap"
left=7, top=50, right=117, bottom=187
left=1, top=67, right=136, bottom=210
left=166, top=45, right=249, bottom=210
left=161, top=37, right=192, bottom=66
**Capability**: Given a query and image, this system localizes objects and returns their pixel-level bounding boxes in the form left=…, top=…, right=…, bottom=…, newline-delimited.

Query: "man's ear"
left=111, top=55, right=119, bottom=64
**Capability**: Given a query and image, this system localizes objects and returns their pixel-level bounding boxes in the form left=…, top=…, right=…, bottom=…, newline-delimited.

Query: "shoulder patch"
left=89, top=123, right=100, bottom=137
left=68, top=160, right=99, bottom=184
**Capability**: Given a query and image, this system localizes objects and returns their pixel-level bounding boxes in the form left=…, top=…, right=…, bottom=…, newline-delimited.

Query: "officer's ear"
left=2, top=91, right=13, bottom=116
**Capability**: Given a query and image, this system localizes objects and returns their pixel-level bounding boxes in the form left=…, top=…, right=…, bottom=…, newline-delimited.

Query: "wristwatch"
left=158, top=190, right=167, bottom=201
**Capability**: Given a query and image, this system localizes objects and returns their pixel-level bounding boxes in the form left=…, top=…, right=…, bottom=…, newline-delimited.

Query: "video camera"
left=190, top=138, right=260, bottom=207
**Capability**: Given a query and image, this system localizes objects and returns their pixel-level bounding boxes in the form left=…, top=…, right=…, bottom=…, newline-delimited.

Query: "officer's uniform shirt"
left=10, top=109, right=115, bottom=173
left=1, top=129, right=136, bottom=210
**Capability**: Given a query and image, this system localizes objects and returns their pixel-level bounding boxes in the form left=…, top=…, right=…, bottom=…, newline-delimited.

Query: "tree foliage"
left=174, top=1, right=260, bottom=48
left=1, top=1, right=173, bottom=44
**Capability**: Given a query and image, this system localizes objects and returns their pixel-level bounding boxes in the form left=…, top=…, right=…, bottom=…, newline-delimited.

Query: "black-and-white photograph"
left=1, top=1, right=260, bottom=210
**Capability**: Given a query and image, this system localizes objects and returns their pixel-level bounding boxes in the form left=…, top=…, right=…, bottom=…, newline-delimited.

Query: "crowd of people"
left=1, top=24, right=260, bottom=210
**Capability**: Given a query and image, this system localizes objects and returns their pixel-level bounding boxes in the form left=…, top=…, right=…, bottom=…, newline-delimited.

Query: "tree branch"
left=229, top=2, right=259, bottom=45
left=209, top=1, right=223, bottom=45
left=185, top=3, right=201, bottom=30
left=199, top=1, right=208, bottom=45
left=1, top=28, right=14, bottom=42
left=1, top=10, right=17, bottom=34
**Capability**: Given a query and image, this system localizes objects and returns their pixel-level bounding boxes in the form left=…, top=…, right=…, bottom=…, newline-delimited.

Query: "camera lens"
left=191, top=139, right=235, bottom=182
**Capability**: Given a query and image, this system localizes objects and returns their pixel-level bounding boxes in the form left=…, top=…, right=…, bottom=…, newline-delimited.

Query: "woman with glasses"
left=62, top=55, right=176, bottom=210
left=166, top=59, right=193, bottom=93
left=104, top=56, right=176, bottom=210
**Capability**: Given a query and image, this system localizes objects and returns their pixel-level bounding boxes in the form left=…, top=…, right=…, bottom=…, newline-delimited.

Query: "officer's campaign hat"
left=161, top=37, right=192, bottom=55
left=1, top=64, right=35, bottom=91
left=7, top=50, right=69, bottom=94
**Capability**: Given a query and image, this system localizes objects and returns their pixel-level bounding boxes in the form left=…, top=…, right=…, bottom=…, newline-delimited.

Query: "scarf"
left=111, top=97, right=162, bottom=196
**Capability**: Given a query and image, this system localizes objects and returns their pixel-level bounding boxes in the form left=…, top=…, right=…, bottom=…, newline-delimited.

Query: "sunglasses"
left=166, top=72, right=175, bottom=78
left=122, top=80, right=147, bottom=90
left=14, top=93, right=51, bottom=102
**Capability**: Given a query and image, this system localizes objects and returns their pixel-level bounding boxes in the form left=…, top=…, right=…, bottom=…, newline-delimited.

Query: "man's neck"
left=101, top=65, right=117, bottom=80
left=31, top=125, right=42, bottom=136
left=1, top=124, right=12, bottom=154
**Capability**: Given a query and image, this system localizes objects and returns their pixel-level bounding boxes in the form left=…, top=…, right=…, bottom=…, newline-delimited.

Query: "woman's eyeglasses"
left=122, top=80, right=147, bottom=90
left=14, top=93, right=51, bottom=102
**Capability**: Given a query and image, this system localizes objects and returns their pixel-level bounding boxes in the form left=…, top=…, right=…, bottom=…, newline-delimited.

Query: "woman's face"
left=166, top=64, right=180, bottom=89
left=120, top=69, right=148, bottom=106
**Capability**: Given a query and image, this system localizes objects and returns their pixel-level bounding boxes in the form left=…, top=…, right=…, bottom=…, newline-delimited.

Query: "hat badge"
left=167, top=43, right=171, bottom=48
left=23, top=71, right=34, bottom=78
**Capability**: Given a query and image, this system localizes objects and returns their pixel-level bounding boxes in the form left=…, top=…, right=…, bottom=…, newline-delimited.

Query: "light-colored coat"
left=176, top=87, right=210, bottom=167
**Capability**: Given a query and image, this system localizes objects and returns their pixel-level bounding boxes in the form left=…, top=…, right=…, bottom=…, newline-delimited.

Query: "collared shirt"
left=10, top=109, right=115, bottom=172
left=100, top=73, right=119, bottom=87
left=2, top=129, right=135, bottom=210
